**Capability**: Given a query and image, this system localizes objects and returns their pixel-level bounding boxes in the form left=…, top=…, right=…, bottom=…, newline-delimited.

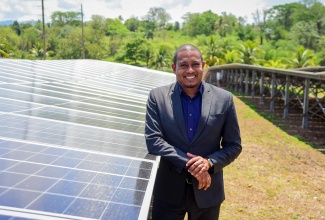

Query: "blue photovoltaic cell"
left=0, top=188, right=41, bottom=208
left=48, top=180, right=88, bottom=196
left=80, top=184, right=115, bottom=201
left=27, top=193, right=75, bottom=214
left=35, top=166, right=71, bottom=178
left=15, top=176, right=58, bottom=191
left=0, top=59, right=175, bottom=219
left=0, top=172, right=28, bottom=187
left=102, top=203, right=140, bottom=220
left=64, top=198, right=108, bottom=219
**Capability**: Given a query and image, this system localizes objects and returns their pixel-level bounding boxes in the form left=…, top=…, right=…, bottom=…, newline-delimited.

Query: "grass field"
left=218, top=96, right=325, bottom=220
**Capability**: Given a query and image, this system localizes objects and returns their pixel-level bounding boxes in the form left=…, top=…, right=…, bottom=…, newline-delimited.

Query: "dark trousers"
left=152, top=183, right=221, bottom=220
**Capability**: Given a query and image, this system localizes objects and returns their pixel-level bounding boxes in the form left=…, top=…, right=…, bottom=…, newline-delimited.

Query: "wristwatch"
left=207, top=158, right=214, bottom=168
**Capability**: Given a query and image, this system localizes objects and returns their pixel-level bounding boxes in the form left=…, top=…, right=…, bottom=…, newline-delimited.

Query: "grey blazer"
left=145, top=81, right=242, bottom=208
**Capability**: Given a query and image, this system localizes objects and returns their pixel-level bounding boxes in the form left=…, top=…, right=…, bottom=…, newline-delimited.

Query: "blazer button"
left=189, top=146, right=193, bottom=149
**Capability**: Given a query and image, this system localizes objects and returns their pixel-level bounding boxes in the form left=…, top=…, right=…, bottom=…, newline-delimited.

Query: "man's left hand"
left=186, top=152, right=211, bottom=190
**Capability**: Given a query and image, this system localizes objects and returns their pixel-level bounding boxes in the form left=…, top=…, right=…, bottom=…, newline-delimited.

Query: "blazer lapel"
left=191, top=82, right=212, bottom=144
left=170, top=83, right=189, bottom=143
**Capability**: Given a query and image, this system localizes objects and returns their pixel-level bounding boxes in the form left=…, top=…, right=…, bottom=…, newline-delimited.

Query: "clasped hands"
left=186, top=152, right=211, bottom=190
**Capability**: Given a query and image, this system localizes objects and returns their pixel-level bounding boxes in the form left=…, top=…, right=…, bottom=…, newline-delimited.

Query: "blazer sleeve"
left=145, top=89, right=188, bottom=173
left=208, top=94, right=242, bottom=174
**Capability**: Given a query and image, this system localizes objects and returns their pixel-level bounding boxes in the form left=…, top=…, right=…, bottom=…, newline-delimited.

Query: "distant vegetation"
left=1, top=0, right=325, bottom=71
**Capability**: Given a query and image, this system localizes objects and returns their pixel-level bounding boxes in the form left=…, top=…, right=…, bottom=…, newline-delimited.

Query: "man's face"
left=172, top=50, right=205, bottom=91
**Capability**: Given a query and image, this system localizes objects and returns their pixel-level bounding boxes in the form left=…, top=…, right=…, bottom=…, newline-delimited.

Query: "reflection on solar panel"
left=0, top=59, right=175, bottom=220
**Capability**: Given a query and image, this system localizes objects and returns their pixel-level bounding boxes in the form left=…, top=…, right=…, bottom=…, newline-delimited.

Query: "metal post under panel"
left=234, top=69, right=238, bottom=92
left=284, top=75, right=290, bottom=118
left=252, top=70, right=256, bottom=98
left=245, top=70, right=249, bottom=96
left=239, top=69, right=244, bottom=94
left=270, top=73, right=276, bottom=111
left=302, top=78, right=310, bottom=129
left=260, top=72, right=265, bottom=104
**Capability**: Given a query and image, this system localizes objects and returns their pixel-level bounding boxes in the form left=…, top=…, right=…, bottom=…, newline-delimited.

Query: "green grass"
left=218, top=96, right=325, bottom=220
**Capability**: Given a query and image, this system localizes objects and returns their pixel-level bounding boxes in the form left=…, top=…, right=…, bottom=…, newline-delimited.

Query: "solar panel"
left=0, top=59, right=175, bottom=220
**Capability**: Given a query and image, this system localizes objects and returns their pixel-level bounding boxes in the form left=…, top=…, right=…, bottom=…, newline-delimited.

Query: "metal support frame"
left=205, top=66, right=325, bottom=129
left=284, top=75, right=290, bottom=118
left=302, top=78, right=310, bottom=129
left=270, top=73, right=276, bottom=111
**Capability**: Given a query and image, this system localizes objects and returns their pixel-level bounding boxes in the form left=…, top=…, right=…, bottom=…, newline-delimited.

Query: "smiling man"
left=145, top=44, right=242, bottom=220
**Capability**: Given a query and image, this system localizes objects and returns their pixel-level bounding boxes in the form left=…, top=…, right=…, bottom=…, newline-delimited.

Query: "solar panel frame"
left=0, top=59, right=175, bottom=219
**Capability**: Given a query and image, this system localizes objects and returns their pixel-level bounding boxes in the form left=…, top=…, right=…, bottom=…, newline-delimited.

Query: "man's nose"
left=186, top=65, right=195, bottom=72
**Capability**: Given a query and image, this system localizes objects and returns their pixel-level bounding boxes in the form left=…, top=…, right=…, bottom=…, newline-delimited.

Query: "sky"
left=0, top=0, right=324, bottom=24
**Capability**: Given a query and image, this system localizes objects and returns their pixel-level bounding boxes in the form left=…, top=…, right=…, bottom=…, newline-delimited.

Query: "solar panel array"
left=0, top=59, right=175, bottom=220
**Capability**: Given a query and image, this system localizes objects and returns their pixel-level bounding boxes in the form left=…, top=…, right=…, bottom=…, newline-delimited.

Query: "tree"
left=237, top=24, right=257, bottom=41
left=287, top=46, right=317, bottom=68
left=238, top=41, right=261, bottom=65
left=289, top=21, right=320, bottom=50
left=51, top=11, right=81, bottom=27
left=124, top=17, right=140, bottom=32
left=55, top=30, right=82, bottom=59
left=222, top=50, right=241, bottom=64
left=174, top=21, right=180, bottom=31
left=143, top=7, right=171, bottom=30
left=0, top=39, right=12, bottom=58
left=182, top=11, right=219, bottom=36
left=215, top=12, right=238, bottom=37
left=104, top=18, right=129, bottom=37
left=0, top=27, right=20, bottom=58
left=88, top=15, right=106, bottom=43
left=269, top=3, right=301, bottom=31
left=263, top=59, right=287, bottom=68
left=150, top=48, right=170, bottom=70
left=201, top=36, right=219, bottom=67
left=19, top=26, right=42, bottom=52
left=115, top=38, right=147, bottom=65
left=252, top=9, right=270, bottom=45
left=11, top=21, right=21, bottom=36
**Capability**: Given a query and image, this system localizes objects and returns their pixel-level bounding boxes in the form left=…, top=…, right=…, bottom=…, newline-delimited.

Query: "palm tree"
left=30, top=43, right=44, bottom=58
left=0, top=38, right=12, bottom=58
left=150, top=49, right=170, bottom=70
left=202, top=36, right=221, bottom=67
left=238, top=40, right=261, bottom=65
left=221, top=50, right=240, bottom=64
left=287, top=47, right=317, bottom=68
left=263, top=59, right=287, bottom=69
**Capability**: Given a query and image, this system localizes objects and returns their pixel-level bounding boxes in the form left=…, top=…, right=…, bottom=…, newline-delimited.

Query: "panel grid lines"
left=0, top=59, right=175, bottom=219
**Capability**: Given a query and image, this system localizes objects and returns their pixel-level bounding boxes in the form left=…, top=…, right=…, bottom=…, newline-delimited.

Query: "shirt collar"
left=177, top=82, right=203, bottom=96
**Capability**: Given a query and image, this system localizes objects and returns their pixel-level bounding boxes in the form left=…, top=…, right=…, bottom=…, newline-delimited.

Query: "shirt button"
left=189, top=114, right=192, bottom=116
left=190, top=128, right=192, bottom=131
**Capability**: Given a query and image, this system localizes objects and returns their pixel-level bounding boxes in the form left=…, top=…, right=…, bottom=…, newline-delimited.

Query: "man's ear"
left=171, top=63, right=176, bottom=73
left=201, top=61, right=205, bottom=68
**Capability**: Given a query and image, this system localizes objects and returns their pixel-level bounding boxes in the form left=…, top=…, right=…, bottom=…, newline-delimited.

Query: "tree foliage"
left=1, top=1, right=324, bottom=70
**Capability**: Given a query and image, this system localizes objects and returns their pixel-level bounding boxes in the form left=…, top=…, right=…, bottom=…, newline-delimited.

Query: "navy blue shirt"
left=178, top=83, right=203, bottom=143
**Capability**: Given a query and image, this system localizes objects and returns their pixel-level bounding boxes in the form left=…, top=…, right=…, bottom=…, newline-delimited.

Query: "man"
left=145, top=44, right=242, bottom=220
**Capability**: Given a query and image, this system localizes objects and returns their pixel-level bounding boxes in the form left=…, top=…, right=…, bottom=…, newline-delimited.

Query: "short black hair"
left=173, top=44, right=203, bottom=65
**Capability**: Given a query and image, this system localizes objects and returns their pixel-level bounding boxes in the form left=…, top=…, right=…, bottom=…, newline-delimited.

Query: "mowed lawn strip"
left=219, top=95, right=325, bottom=220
